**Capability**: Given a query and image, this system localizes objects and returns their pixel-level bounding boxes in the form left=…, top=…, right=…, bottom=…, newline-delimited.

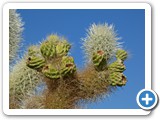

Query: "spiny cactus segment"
left=108, top=59, right=126, bottom=73
left=27, top=34, right=76, bottom=80
left=9, top=9, right=24, bottom=65
left=56, top=40, right=71, bottom=57
left=107, top=49, right=128, bottom=86
left=40, top=40, right=56, bottom=58
left=92, top=50, right=107, bottom=70
left=108, top=72, right=127, bottom=86
left=26, top=56, right=45, bottom=70
left=61, top=56, right=76, bottom=77
left=116, top=49, right=128, bottom=61
left=27, top=46, right=45, bottom=70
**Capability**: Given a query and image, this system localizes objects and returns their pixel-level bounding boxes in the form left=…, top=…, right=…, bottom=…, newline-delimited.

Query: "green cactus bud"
left=116, top=49, right=128, bottom=61
left=92, top=50, right=107, bottom=70
left=42, top=64, right=60, bottom=79
left=26, top=56, right=45, bottom=70
left=108, top=72, right=127, bottom=86
left=61, top=56, right=76, bottom=77
left=56, top=40, right=71, bottom=57
left=108, top=59, right=126, bottom=73
left=40, top=40, right=56, bottom=58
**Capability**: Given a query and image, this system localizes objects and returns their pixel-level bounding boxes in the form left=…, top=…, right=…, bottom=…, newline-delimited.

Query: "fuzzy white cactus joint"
left=9, top=57, right=42, bottom=108
left=9, top=9, right=24, bottom=64
left=82, top=23, right=122, bottom=63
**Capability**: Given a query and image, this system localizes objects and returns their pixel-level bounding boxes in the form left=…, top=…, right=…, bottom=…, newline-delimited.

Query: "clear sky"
left=17, top=9, right=145, bottom=109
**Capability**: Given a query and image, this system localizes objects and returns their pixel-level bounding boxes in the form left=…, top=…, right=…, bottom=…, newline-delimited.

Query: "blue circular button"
left=137, top=89, right=158, bottom=110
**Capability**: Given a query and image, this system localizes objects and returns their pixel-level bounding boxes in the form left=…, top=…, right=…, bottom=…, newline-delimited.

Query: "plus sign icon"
left=137, top=89, right=158, bottom=110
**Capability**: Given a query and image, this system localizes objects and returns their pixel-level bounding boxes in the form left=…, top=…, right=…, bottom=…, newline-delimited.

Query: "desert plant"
left=9, top=9, right=24, bottom=65
left=25, top=24, right=128, bottom=108
left=9, top=10, right=44, bottom=109
left=25, top=34, right=79, bottom=108
left=9, top=49, right=43, bottom=109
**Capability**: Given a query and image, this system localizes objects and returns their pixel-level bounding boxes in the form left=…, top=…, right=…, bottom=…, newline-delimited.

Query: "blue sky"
left=17, top=9, right=145, bottom=109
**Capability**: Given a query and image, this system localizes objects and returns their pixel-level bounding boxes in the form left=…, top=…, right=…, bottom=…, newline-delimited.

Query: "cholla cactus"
left=82, top=23, right=121, bottom=62
left=9, top=9, right=24, bottom=65
left=9, top=10, right=43, bottom=108
left=23, top=24, right=128, bottom=109
left=9, top=56, right=42, bottom=108
left=82, top=23, right=128, bottom=87
left=27, top=34, right=76, bottom=80
left=25, top=34, right=78, bottom=108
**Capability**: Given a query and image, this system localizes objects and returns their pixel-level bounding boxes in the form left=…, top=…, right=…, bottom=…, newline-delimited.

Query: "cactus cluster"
left=40, top=35, right=71, bottom=59
left=90, top=49, right=127, bottom=86
left=26, top=34, right=76, bottom=80
left=22, top=23, right=128, bottom=109
left=82, top=23, right=128, bottom=87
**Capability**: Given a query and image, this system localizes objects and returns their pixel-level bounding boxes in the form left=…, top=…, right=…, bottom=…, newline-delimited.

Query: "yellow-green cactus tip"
left=116, top=49, right=128, bottom=61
